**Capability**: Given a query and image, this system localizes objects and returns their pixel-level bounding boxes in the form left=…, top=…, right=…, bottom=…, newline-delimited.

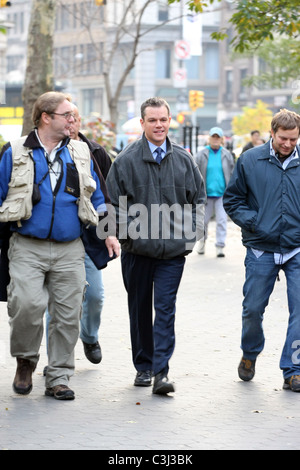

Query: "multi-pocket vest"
left=0, top=136, right=99, bottom=227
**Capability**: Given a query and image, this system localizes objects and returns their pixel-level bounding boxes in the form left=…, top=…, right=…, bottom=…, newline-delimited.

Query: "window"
left=158, top=1, right=168, bottom=22
left=185, top=57, right=200, bottom=79
left=225, top=69, right=233, bottom=100
left=205, top=45, right=219, bottom=80
left=6, top=55, right=23, bottom=73
left=239, top=68, right=248, bottom=99
left=156, top=48, right=171, bottom=79
left=82, top=88, right=103, bottom=116
left=76, top=43, right=103, bottom=76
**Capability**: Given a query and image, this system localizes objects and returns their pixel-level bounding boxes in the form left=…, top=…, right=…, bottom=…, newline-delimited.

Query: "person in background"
left=223, top=109, right=300, bottom=392
left=241, top=130, right=261, bottom=153
left=195, top=127, right=234, bottom=257
left=106, top=97, right=205, bottom=395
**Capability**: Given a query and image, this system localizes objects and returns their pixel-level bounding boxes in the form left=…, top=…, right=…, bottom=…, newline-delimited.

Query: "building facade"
left=0, top=0, right=297, bottom=142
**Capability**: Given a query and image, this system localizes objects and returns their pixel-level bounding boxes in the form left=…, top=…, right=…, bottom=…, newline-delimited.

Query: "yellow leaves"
left=290, top=22, right=299, bottom=33
left=232, top=100, right=273, bottom=136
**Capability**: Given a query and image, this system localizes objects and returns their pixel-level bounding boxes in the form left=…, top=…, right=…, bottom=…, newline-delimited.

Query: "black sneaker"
left=83, top=341, right=102, bottom=364
left=238, top=357, right=256, bottom=381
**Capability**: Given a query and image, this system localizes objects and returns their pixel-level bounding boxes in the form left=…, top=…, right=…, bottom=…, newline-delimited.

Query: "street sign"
left=173, top=68, right=187, bottom=89
left=174, top=40, right=191, bottom=60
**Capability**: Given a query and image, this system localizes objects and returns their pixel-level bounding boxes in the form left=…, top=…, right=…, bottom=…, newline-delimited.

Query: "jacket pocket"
left=65, top=163, right=80, bottom=198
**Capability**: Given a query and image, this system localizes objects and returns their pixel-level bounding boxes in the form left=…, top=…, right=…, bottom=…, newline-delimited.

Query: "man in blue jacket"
left=223, top=108, right=300, bottom=391
left=0, top=92, right=119, bottom=400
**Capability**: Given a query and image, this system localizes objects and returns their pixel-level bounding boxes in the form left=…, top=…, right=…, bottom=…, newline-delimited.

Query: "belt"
left=18, top=233, right=61, bottom=243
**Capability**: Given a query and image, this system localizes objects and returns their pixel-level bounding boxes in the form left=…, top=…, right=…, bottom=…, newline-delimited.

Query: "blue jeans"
left=46, top=253, right=104, bottom=347
left=242, top=248, right=300, bottom=378
left=80, top=253, right=105, bottom=344
left=121, top=251, right=185, bottom=376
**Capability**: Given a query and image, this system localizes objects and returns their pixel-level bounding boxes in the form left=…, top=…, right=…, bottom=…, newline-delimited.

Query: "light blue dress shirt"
left=147, top=140, right=167, bottom=161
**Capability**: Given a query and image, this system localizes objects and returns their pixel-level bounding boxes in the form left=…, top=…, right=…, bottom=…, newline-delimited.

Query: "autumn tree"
left=231, top=100, right=273, bottom=136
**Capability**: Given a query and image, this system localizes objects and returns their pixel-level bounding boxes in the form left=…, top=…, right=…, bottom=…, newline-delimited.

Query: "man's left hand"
left=105, top=236, right=120, bottom=258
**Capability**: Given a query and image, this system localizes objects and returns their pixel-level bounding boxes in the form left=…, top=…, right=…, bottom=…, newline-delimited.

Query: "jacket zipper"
left=46, top=154, right=64, bottom=239
left=157, top=162, right=165, bottom=258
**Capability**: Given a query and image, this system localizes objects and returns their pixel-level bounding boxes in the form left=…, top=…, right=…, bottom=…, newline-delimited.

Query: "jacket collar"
left=257, top=140, right=300, bottom=159
left=23, top=129, right=70, bottom=150
left=141, top=132, right=172, bottom=162
left=257, top=141, right=300, bottom=171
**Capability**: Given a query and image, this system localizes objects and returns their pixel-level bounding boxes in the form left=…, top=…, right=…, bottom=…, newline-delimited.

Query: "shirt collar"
left=35, top=129, right=62, bottom=159
left=270, top=139, right=298, bottom=165
left=147, top=140, right=167, bottom=156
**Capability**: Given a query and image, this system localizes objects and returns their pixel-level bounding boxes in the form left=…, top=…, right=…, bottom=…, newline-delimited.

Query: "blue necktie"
left=155, top=147, right=163, bottom=164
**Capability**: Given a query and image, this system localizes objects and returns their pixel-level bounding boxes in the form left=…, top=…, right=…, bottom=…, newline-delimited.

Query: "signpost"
left=174, top=40, right=191, bottom=60
left=173, top=68, right=187, bottom=88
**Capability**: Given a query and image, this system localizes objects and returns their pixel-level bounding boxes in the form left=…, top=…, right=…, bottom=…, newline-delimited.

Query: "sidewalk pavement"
left=1, top=221, right=300, bottom=451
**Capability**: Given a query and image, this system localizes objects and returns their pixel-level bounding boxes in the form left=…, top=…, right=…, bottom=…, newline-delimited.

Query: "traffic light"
left=95, top=0, right=106, bottom=5
left=176, top=113, right=185, bottom=124
left=189, top=90, right=205, bottom=111
left=0, top=1, right=11, bottom=7
left=197, top=90, right=204, bottom=108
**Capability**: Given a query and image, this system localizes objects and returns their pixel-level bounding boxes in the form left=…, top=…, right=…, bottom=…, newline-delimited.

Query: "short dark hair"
left=251, top=130, right=260, bottom=136
left=140, top=97, right=170, bottom=120
left=271, top=108, right=300, bottom=134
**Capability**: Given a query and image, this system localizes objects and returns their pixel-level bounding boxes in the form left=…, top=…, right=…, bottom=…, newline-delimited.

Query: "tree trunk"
left=21, top=0, right=57, bottom=136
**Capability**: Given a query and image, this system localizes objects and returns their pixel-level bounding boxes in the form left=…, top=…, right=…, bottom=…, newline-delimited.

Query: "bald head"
left=69, top=104, right=81, bottom=140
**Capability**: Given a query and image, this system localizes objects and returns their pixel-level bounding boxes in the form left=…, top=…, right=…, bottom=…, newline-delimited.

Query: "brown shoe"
left=13, top=358, right=36, bottom=395
left=283, top=375, right=300, bottom=392
left=45, top=384, right=75, bottom=400
left=238, top=357, right=256, bottom=381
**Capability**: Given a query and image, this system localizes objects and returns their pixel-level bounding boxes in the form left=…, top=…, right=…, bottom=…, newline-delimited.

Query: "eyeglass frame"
left=49, top=112, right=76, bottom=121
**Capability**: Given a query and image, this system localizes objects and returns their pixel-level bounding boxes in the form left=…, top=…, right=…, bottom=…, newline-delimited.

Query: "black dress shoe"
left=153, top=372, right=175, bottom=395
left=134, top=370, right=152, bottom=387
left=82, top=341, right=102, bottom=364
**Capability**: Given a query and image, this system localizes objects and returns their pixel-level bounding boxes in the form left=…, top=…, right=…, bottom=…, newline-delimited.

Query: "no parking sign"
left=173, top=68, right=187, bottom=88
left=174, top=40, right=191, bottom=60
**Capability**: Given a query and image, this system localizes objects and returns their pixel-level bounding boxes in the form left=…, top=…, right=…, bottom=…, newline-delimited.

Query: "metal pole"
left=189, top=126, right=193, bottom=155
